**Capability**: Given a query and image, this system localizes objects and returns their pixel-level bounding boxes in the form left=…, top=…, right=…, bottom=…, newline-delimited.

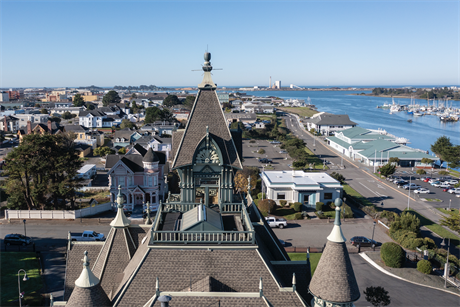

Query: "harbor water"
left=250, top=90, right=460, bottom=164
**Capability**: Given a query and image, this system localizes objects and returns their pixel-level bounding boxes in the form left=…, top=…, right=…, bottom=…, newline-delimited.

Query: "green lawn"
left=1, top=252, right=43, bottom=306
left=436, top=208, right=459, bottom=215
left=405, top=209, right=460, bottom=248
left=424, top=198, right=442, bottom=202
left=342, top=184, right=374, bottom=207
left=278, top=107, right=318, bottom=118
left=288, top=253, right=322, bottom=275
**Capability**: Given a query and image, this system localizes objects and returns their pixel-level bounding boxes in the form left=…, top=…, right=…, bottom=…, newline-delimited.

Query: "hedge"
left=294, top=212, right=303, bottom=220
left=279, top=200, right=287, bottom=206
left=417, top=260, right=432, bottom=274
left=381, top=242, right=405, bottom=268
left=291, top=202, right=302, bottom=212
left=315, top=202, right=324, bottom=212
left=257, top=193, right=266, bottom=199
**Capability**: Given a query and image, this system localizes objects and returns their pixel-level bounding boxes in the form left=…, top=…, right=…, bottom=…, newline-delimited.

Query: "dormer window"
left=116, top=138, right=120, bottom=142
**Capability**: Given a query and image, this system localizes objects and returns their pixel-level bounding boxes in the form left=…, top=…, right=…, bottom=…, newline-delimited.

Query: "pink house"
left=105, top=144, right=167, bottom=211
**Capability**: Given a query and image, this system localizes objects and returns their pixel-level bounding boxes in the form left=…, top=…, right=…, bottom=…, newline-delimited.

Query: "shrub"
left=249, top=140, right=256, bottom=143
left=402, top=238, right=424, bottom=250
left=258, top=199, right=276, bottom=215
left=417, top=260, right=432, bottom=274
left=422, top=237, right=436, bottom=250
left=279, top=200, right=287, bottom=206
left=416, top=169, right=426, bottom=175
left=390, top=211, right=420, bottom=236
left=293, top=160, right=306, bottom=168
left=257, top=193, right=266, bottom=199
left=315, top=202, right=324, bottom=211
left=294, top=212, right=303, bottom=220
left=381, top=242, right=405, bottom=268
left=438, top=170, right=449, bottom=175
left=291, top=202, right=302, bottom=212
left=258, top=149, right=265, bottom=154
left=448, top=254, right=459, bottom=266
left=380, top=210, right=398, bottom=223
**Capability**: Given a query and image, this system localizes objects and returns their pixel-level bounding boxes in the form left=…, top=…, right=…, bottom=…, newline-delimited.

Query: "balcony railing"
left=150, top=201, right=255, bottom=245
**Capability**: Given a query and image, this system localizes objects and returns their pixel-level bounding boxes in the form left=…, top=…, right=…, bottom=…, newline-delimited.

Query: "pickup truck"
left=402, top=183, right=421, bottom=190
left=265, top=217, right=287, bottom=229
left=70, top=230, right=105, bottom=241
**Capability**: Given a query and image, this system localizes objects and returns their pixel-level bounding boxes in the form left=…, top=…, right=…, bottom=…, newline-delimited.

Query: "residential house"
left=77, top=164, right=97, bottom=180
left=1, top=115, right=19, bottom=132
left=254, top=103, right=275, bottom=114
left=65, top=125, right=105, bottom=149
left=172, top=108, right=190, bottom=121
left=133, top=134, right=172, bottom=161
left=17, top=120, right=65, bottom=142
left=327, top=126, right=434, bottom=167
left=304, top=112, right=357, bottom=136
left=113, top=128, right=142, bottom=149
left=225, top=112, right=257, bottom=125
left=105, top=144, right=167, bottom=211
left=14, top=113, right=50, bottom=128
left=261, top=170, right=343, bottom=208
left=74, top=143, right=92, bottom=157
left=254, top=122, right=266, bottom=129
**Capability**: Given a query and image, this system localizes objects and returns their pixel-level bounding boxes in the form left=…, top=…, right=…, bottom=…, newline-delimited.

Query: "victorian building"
left=56, top=53, right=359, bottom=307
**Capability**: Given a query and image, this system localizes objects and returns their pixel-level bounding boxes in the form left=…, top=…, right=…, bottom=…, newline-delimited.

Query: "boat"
left=407, top=119, right=412, bottom=123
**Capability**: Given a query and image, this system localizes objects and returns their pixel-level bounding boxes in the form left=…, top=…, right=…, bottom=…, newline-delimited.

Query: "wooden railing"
left=152, top=230, right=255, bottom=244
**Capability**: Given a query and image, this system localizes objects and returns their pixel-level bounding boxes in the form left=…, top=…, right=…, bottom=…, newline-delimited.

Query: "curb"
left=359, top=252, right=460, bottom=297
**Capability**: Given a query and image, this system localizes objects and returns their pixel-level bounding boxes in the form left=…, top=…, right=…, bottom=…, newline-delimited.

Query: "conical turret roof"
left=308, top=198, right=360, bottom=304
left=66, top=251, right=111, bottom=307
left=110, top=185, right=131, bottom=228
left=142, top=147, right=159, bottom=163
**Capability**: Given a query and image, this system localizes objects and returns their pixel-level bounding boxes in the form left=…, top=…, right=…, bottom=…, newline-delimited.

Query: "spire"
left=110, top=185, right=131, bottom=228
left=326, top=198, right=346, bottom=243
left=75, top=251, right=100, bottom=288
left=198, top=52, right=217, bottom=89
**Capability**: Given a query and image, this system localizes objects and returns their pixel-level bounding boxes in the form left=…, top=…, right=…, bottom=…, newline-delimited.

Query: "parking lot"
left=386, top=173, right=460, bottom=208
left=242, top=139, right=293, bottom=171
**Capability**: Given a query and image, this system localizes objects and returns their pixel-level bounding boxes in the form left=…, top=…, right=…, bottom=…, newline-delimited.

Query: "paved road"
left=351, top=254, right=460, bottom=306
left=242, top=139, right=293, bottom=171
left=272, top=218, right=391, bottom=248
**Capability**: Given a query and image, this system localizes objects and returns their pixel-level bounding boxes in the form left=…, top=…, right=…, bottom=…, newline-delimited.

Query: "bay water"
left=250, top=90, right=460, bottom=166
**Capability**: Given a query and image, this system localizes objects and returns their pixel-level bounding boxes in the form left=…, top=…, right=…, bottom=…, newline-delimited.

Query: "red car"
left=423, top=178, right=431, bottom=183
left=443, top=188, right=450, bottom=192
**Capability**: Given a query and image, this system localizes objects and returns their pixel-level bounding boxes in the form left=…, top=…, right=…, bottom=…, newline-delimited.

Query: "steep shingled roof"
left=172, top=90, right=242, bottom=169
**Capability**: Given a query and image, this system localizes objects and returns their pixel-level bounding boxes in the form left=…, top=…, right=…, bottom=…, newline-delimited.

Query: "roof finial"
left=259, top=277, right=263, bottom=297
left=326, top=198, right=346, bottom=243
left=145, top=202, right=152, bottom=225
left=110, top=185, right=131, bottom=228
left=292, top=273, right=296, bottom=292
left=198, top=52, right=217, bottom=89
left=74, top=251, right=100, bottom=288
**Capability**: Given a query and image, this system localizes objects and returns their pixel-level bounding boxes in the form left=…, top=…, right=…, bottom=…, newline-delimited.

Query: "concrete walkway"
left=41, top=252, right=66, bottom=301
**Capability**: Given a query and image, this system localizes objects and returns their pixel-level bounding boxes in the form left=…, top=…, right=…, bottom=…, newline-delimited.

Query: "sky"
left=1, top=0, right=459, bottom=88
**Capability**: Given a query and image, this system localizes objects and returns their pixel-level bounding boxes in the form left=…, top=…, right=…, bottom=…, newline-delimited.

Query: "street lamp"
left=18, top=269, right=29, bottom=307
left=407, top=175, right=412, bottom=210
left=23, top=219, right=26, bottom=237
left=441, top=238, right=451, bottom=288
left=371, top=221, right=376, bottom=242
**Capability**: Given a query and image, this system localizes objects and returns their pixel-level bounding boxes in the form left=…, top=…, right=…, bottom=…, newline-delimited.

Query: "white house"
left=304, top=112, right=357, bottom=136
left=77, top=164, right=97, bottom=180
left=261, top=170, right=343, bottom=208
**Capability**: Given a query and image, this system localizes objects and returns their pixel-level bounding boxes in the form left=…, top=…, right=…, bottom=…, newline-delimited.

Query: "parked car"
left=269, top=140, right=281, bottom=144
left=402, top=183, right=421, bottom=190
left=435, top=183, right=450, bottom=189
left=445, top=179, right=458, bottom=185
left=428, top=179, right=439, bottom=184
left=4, top=234, right=31, bottom=246
left=259, top=158, right=273, bottom=163
left=279, top=150, right=287, bottom=154
left=414, top=188, right=430, bottom=194
left=423, top=178, right=432, bottom=183
left=265, top=217, right=288, bottom=229
left=430, top=181, right=441, bottom=186
left=457, top=194, right=460, bottom=198
left=350, top=236, right=379, bottom=247
left=70, top=230, right=105, bottom=241
left=395, top=181, right=408, bottom=187
left=448, top=188, right=460, bottom=194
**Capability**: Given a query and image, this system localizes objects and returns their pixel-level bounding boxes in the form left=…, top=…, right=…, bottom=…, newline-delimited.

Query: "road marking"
left=359, top=182, right=385, bottom=197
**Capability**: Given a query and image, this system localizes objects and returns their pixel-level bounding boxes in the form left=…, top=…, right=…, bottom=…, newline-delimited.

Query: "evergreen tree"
left=102, top=90, right=121, bottom=106
left=363, top=286, right=390, bottom=307
left=73, top=94, right=85, bottom=107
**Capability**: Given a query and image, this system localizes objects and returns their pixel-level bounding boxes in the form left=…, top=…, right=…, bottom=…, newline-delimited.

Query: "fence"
left=5, top=202, right=112, bottom=220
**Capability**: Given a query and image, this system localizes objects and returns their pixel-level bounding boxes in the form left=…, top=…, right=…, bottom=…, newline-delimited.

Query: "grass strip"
left=342, top=183, right=374, bottom=207
left=288, top=253, right=322, bottom=275
left=1, top=252, right=43, bottom=306
left=405, top=209, right=460, bottom=247
left=278, top=107, right=319, bottom=118
left=436, top=208, right=459, bottom=215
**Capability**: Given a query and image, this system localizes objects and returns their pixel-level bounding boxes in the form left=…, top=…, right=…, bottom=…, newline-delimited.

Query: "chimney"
left=47, top=120, right=52, bottom=132
left=27, top=120, right=32, bottom=134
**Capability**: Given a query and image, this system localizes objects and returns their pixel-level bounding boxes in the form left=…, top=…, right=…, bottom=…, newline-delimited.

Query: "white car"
left=445, top=180, right=458, bottom=185
left=448, top=188, right=460, bottom=194
left=414, top=188, right=430, bottom=194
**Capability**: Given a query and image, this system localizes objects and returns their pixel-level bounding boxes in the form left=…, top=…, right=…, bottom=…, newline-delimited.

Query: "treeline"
left=372, top=87, right=460, bottom=100
left=113, top=85, right=161, bottom=91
